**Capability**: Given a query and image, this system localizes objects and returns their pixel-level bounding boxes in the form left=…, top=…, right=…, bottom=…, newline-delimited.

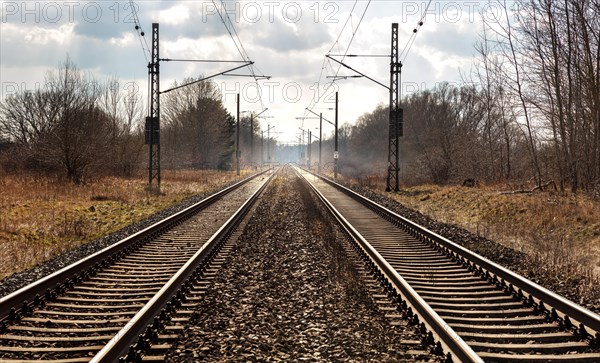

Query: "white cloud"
left=23, top=23, right=75, bottom=45
left=108, top=32, right=137, bottom=48
left=1, top=0, right=484, bottom=144
left=156, top=3, right=190, bottom=25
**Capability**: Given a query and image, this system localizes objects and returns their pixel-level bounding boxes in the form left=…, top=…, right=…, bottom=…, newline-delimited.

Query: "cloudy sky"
left=0, top=1, right=504, bottom=144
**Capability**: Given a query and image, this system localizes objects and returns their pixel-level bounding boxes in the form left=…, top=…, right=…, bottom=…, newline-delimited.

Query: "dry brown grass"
left=344, top=173, right=600, bottom=302
left=0, top=170, right=241, bottom=278
left=375, top=183, right=600, bottom=282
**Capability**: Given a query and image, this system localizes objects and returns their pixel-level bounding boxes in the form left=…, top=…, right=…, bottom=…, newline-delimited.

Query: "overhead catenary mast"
left=387, top=23, right=402, bottom=192
left=145, top=23, right=160, bottom=193
left=142, top=20, right=260, bottom=191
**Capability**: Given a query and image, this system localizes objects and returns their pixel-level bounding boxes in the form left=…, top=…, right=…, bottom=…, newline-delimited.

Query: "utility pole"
left=303, top=109, right=335, bottom=174
left=146, top=23, right=160, bottom=193
left=267, top=124, right=271, bottom=164
left=298, top=127, right=308, bottom=166
left=250, top=114, right=254, bottom=163
left=387, top=23, right=402, bottom=192
left=325, top=23, right=406, bottom=191
left=334, top=91, right=339, bottom=179
left=308, top=130, right=312, bottom=167
left=262, top=125, right=275, bottom=166
left=143, top=23, right=256, bottom=187
left=319, top=113, right=322, bottom=174
left=261, top=130, right=264, bottom=166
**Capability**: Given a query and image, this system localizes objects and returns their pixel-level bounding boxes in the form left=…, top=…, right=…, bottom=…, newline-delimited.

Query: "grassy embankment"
left=0, top=170, right=242, bottom=279
left=393, top=184, right=600, bottom=277
left=347, top=174, right=600, bottom=302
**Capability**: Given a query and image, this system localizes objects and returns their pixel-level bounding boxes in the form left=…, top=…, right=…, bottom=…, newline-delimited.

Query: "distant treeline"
left=2, top=0, right=599, bottom=193
left=0, top=59, right=262, bottom=183
left=0, top=58, right=145, bottom=183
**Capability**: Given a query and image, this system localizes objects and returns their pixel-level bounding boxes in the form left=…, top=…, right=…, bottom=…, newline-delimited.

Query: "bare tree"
left=494, top=0, right=543, bottom=187
left=161, top=78, right=234, bottom=170
left=0, top=58, right=143, bottom=181
left=476, top=0, right=600, bottom=192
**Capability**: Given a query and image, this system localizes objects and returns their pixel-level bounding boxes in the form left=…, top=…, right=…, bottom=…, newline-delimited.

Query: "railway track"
left=0, top=170, right=274, bottom=362
left=2, top=165, right=599, bottom=362
left=298, top=167, right=600, bottom=362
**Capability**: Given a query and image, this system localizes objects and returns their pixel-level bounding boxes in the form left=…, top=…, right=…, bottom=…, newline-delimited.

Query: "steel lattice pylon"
left=387, top=23, right=402, bottom=192
left=146, top=23, right=161, bottom=192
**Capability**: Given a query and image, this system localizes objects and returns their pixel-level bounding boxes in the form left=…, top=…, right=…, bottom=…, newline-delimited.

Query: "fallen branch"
left=500, top=180, right=557, bottom=195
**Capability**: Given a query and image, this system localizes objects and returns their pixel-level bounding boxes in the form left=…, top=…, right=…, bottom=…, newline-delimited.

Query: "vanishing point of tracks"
left=1, top=165, right=600, bottom=362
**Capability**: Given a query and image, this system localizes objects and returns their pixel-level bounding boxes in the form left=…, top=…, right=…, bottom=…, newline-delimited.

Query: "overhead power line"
left=400, top=0, right=432, bottom=63
left=212, top=0, right=270, bottom=117
left=306, top=0, right=372, bottom=116
left=128, top=0, right=150, bottom=63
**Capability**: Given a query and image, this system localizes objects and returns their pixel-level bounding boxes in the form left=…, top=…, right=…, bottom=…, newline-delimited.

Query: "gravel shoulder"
left=165, top=173, right=433, bottom=362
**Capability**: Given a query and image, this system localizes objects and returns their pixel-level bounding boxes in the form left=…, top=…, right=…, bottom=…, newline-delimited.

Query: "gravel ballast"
left=165, top=173, right=432, bottom=362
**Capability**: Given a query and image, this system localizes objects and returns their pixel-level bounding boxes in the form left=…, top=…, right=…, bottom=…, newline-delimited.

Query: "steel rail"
left=91, top=170, right=275, bottom=362
left=0, top=171, right=266, bottom=324
left=297, top=168, right=482, bottom=363
left=316, top=173, right=600, bottom=343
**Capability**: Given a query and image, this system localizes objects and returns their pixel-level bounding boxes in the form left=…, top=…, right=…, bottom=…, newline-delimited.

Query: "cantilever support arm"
left=161, top=61, right=254, bottom=94
left=326, top=55, right=389, bottom=90
left=305, top=108, right=335, bottom=126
